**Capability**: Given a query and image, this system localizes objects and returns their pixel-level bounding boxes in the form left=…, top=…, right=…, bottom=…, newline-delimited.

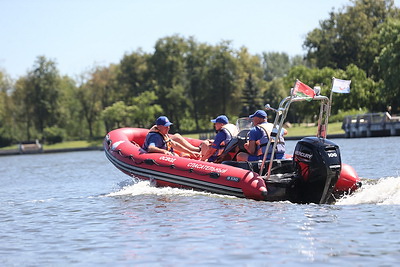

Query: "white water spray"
left=336, top=176, right=400, bottom=205
left=107, top=176, right=400, bottom=205
left=106, top=179, right=237, bottom=199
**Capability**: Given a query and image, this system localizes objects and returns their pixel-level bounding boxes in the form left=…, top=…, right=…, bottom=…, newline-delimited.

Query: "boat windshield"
left=236, top=117, right=253, bottom=132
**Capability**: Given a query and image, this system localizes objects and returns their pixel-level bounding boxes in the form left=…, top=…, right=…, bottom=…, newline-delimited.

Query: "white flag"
left=332, top=78, right=351, bottom=93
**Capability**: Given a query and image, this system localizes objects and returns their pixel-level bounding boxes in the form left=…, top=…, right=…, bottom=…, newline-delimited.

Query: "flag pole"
left=291, top=79, right=299, bottom=97
left=323, top=77, right=335, bottom=138
left=328, top=77, right=335, bottom=118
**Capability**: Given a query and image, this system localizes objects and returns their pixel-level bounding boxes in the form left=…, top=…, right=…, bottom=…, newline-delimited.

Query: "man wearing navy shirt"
left=142, top=116, right=200, bottom=157
left=236, top=110, right=287, bottom=161
left=200, top=115, right=238, bottom=162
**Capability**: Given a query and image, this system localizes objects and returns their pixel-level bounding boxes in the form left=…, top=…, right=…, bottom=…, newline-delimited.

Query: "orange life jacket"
left=147, top=125, right=174, bottom=152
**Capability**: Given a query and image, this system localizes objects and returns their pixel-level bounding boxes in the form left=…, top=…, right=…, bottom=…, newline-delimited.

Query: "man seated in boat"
left=142, top=116, right=200, bottom=158
left=200, top=115, right=239, bottom=162
left=236, top=110, right=287, bottom=161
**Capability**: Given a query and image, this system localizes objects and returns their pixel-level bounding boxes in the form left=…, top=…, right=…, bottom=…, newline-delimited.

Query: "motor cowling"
left=292, top=137, right=341, bottom=204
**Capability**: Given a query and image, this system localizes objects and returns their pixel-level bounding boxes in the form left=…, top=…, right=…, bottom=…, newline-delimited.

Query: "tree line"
left=0, top=0, right=399, bottom=147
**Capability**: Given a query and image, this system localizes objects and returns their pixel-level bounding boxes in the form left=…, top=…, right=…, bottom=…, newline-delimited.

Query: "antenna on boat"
left=316, top=85, right=330, bottom=140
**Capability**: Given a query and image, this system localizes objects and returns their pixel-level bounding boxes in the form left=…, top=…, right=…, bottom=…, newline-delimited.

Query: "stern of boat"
left=291, top=137, right=341, bottom=204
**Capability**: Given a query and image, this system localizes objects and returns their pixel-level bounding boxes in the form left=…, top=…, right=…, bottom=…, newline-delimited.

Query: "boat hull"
left=104, top=128, right=269, bottom=200
left=104, top=128, right=361, bottom=203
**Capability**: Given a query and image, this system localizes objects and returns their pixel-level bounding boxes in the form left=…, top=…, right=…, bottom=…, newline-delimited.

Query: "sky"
left=1, top=0, right=398, bottom=80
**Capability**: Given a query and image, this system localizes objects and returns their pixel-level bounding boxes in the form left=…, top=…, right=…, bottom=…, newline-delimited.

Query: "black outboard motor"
left=292, top=137, right=341, bottom=204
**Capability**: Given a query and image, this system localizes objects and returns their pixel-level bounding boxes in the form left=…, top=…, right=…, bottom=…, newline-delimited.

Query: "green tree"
left=57, top=76, right=82, bottom=139
left=76, top=83, right=101, bottom=138
left=236, top=47, right=265, bottom=117
left=375, top=18, right=400, bottom=112
left=117, top=49, right=151, bottom=99
left=77, top=65, right=119, bottom=136
left=130, top=91, right=163, bottom=128
left=164, top=84, right=191, bottom=131
left=101, top=91, right=162, bottom=130
left=150, top=35, right=189, bottom=128
left=290, top=55, right=308, bottom=68
left=336, top=64, right=383, bottom=113
left=262, top=52, right=291, bottom=81
left=0, top=71, right=14, bottom=146
left=240, top=73, right=263, bottom=116
left=263, top=78, right=288, bottom=113
left=284, top=64, right=382, bottom=123
left=206, top=41, right=241, bottom=116
left=101, top=101, right=130, bottom=129
left=12, top=77, right=34, bottom=140
left=23, top=56, right=62, bottom=136
left=184, top=38, right=213, bottom=130
left=303, top=0, right=398, bottom=76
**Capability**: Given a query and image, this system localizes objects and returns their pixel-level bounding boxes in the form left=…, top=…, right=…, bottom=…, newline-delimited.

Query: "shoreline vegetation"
left=0, top=122, right=344, bottom=155
left=1, top=2, right=399, bottom=155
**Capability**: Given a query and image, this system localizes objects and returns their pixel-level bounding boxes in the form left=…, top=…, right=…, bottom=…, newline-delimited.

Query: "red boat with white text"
left=104, top=93, right=361, bottom=204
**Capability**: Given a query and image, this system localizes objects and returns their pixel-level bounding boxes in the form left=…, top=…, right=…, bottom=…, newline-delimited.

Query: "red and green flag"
left=293, top=80, right=315, bottom=100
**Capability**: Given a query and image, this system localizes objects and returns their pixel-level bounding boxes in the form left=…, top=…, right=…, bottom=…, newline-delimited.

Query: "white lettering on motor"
left=327, top=152, right=338, bottom=158
left=187, top=162, right=228, bottom=173
left=329, top=165, right=341, bottom=169
left=294, top=151, right=313, bottom=159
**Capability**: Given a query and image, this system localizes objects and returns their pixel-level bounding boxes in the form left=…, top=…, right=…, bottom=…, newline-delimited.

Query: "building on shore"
left=342, top=112, right=400, bottom=138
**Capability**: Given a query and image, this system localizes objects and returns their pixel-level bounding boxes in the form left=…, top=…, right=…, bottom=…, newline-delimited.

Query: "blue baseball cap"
left=249, top=110, right=267, bottom=119
left=211, top=115, right=229, bottom=124
left=156, top=116, right=173, bottom=126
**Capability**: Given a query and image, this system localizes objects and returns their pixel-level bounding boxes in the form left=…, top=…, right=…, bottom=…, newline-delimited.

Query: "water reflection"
left=2, top=148, right=400, bottom=265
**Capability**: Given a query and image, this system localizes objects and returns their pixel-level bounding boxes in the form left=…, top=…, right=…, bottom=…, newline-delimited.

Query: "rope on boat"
left=106, top=136, right=287, bottom=178
left=106, top=139, right=220, bottom=178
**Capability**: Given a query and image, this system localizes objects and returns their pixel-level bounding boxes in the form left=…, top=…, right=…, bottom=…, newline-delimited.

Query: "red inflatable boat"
left=104, top=93, right=361, bottom=204
left=105, top=127, right=269, bottom=200
left=104, top=127, right=360, bottom=204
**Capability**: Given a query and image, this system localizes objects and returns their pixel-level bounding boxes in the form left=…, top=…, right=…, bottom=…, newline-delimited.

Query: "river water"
left=1, top=137, right=400, bottom=266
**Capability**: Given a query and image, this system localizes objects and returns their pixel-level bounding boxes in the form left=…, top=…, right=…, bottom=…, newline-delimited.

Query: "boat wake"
left=336, top=176, right=400, bottom=205
left=106, top=178, right=237, bottom=199
left=107, top=176, right=400, bottom=205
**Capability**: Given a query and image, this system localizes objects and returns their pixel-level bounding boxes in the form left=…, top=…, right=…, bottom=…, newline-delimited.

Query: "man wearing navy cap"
left=200, top=115, right=238, bottom=162
left=142, top=116, right=200, bottom=157
left=236, top=110, right=287, bottom=161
